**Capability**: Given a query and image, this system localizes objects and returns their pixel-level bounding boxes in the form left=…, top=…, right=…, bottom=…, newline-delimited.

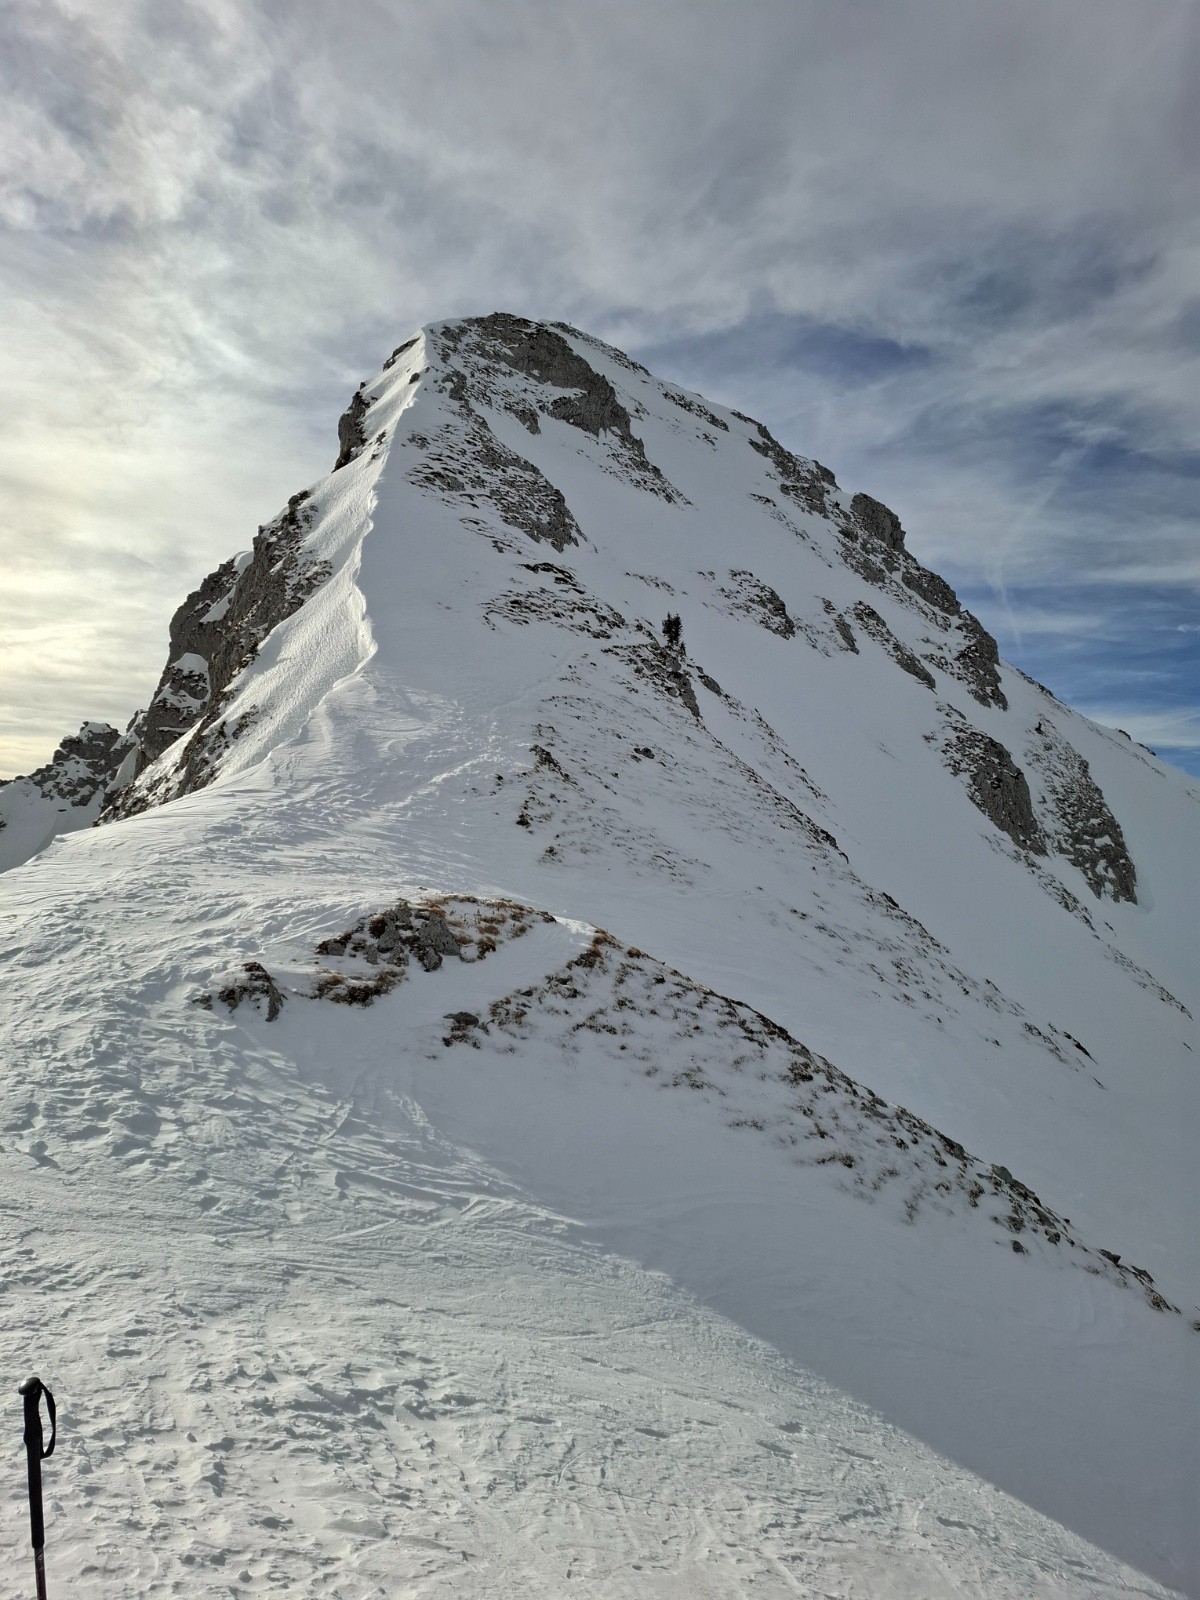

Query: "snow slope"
left=1, top=315, right=1196, bottom=1596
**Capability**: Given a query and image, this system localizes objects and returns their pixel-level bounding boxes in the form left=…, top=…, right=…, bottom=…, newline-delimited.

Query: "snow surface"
left=1, top=318, right=1196, bottom=1596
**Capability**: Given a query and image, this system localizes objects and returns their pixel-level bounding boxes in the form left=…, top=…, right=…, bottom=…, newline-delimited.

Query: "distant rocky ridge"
left=1, top=313, right=1137, bottom=909
left=0, top=721, right=137, bottom=870
left=15, top=721, right=133, bottom=804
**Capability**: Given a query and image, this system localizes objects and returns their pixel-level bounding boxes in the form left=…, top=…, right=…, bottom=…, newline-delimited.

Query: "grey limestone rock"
left=0, top=723, right=135, bottom=839
left=953, top=611, right=1008, bottom=710
left=107, top=489, right=332, bottom=815
left=1026, top=722, right=1137, bottom=903
left=407, top=413, right=581, bottom=551
left=832, top=614, right=858, bottom=653
left=834, top=495, right=1006, bottom=711
left=900, top=557, right=960, bottom=616
left=217, top=961, right=286, bottom=1022
left=334, top=388, right=371, bottom=470
left=441, top=315, right=683, bottom=503
left=412, top=909, right=462, bottom=971
left=610, top=636, right=702, bottom=721
left=941, top=711, right=1046, bottom=854
left=464, top=314, right=631, bottom=437
left=816, top=599, right=860, bottom=654
left=851, top=492, right=906, bottom=553
left=747, top=422, right=837, bottom=517
left=669, top=660, right=702, bottom=721
left=316, top=899, right=463, bottom=976
left=370, top=903, right=414, bottom=955
left=719, top=571, right=796, bottom=638
left=664, top=388, right=729, bottom=432
left=27, top=723, right=125, bottom=805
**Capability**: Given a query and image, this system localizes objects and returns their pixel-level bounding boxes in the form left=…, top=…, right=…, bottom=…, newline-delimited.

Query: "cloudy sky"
left=2, top=0, right=1197, bottom=776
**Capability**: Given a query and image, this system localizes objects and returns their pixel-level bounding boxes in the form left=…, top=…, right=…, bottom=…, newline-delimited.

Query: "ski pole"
left=18, top=1375, right=56, bottom=1600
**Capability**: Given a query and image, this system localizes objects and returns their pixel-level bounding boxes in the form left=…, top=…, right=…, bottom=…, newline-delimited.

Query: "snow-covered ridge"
left=1, top=313, right=1160, bottom=926
left=3, top=313, right=1197, bottom=1593
left=206, top=891, right=1180, bottom=1319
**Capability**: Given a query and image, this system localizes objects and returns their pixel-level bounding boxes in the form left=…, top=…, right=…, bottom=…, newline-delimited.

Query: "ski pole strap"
left=40, top=1384, right=56, bottom=1459
left=19, top=1376, right=55, bottom=1459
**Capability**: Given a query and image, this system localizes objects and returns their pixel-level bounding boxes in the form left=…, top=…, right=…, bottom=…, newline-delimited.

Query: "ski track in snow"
left=0, top=810, right=1185, bottom=1599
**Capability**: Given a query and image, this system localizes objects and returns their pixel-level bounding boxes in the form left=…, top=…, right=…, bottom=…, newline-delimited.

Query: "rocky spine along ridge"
left=102, top=491, right=333, bottom=818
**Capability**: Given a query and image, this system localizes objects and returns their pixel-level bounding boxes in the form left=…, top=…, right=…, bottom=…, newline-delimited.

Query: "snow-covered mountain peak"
left=2, top=314, right=1197, bottom=1594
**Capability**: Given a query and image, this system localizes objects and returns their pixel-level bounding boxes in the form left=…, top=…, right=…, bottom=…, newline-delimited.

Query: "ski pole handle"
left=18, top=1375, right=55, bottom=1600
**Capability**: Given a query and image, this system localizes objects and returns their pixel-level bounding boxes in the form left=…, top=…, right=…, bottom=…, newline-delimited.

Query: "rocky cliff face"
left=103, top=490, right=333, bottom=818
left=23, top=721, right=131, bottom=802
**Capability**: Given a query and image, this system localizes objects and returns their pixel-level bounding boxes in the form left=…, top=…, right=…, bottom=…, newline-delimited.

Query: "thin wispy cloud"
left=1075, top=705, right=1200, bottom=757
left=2, top=0, right=1197, bottom=772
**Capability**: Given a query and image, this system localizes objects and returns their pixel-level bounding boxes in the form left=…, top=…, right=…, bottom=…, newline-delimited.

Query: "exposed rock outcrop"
left=952, top=611, right=1007, bottom=709
left=0, top=722, right=138, bottom=860
left=440, top=315, right=683, bottom=503
left=939, top=709, right=1046, bottom=854
left=1026, top=722, right=1137, bottom=903
left=900, top=557, right=960, bottom=616
left=746, top=422, right=837, bottom=517
left=475, top=315, right=632, bottom=438
left=664, top=388, right=729, bottom=432
left=16, top=722, right=128, bottom=806
left=714, top=571, right=796, bottom=638
left=198, top=897, right=549, bottom=1010
left=607, top=636, right=702, bottom=722
left=851, top=492, right=906, bottom=553
left=211, top=960, right=286, bottom=1022
left=317, top=898, right=465, bottom=978
left=334, top=387, right=371, bottom=470
left=832, top=490, right=1006, bottom=708
left=106, top=489, right=332, bottom=816
left=487, top=564, right=625, bottom=638
left=406, top=413, right=581, bottom=551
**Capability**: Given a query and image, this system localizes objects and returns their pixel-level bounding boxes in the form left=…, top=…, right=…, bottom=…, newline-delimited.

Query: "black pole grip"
left=19, top=1376, right=55, bottom=1554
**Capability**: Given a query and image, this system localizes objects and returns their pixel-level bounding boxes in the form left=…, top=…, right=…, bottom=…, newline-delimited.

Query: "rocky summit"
left=1, top=315, right=1196, bottom=1598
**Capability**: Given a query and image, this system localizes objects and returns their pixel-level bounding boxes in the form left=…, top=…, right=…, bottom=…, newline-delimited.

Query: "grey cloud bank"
left=2, top=0, right=1197, bottom=772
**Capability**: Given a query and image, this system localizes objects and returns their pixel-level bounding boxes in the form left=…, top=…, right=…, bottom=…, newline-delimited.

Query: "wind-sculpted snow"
left=3, top=313, right=1198, bottom=1594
